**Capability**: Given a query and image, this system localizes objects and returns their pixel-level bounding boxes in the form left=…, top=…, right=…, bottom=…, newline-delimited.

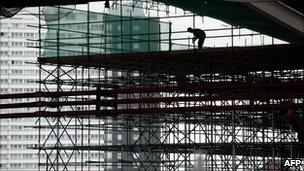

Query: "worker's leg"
left=198, top=38, right=205, bottom=49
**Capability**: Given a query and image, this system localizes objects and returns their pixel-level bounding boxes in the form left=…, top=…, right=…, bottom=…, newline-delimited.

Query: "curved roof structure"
left=157, top=0, right=304, bottom=43
left=1, top=0, right=303, bottom=42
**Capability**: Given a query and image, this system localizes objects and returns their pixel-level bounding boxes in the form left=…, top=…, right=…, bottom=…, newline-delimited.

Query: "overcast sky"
left=76, top=1, right=286, bottom=49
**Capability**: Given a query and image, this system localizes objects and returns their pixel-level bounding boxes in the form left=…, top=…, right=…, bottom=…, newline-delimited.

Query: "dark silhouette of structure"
left=187, top=27, right=206, bottom=49
left=286, top=105, right=304, bottom=142
left=1, top=0, right=304, bottom=170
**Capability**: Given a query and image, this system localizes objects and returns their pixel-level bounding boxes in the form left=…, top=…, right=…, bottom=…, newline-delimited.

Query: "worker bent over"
left=187, top=27, right=206, bottom=49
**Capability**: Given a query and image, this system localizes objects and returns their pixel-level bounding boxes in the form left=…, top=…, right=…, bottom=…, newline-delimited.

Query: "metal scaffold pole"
left=0, top=1, right=303, bottom=171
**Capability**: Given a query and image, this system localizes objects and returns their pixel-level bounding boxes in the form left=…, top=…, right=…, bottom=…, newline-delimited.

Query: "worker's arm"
left=192, top=37, right=198, bottom=43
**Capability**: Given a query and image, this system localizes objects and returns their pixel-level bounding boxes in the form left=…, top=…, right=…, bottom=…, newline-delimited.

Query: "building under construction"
left=0, top=0, right=304, bottom=170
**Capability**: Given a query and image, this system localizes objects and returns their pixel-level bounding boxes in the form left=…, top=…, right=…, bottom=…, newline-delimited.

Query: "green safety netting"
left=42, top=7, right=170, bottom=57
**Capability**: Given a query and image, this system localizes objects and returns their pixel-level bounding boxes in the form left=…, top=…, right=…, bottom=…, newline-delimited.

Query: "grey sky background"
left=78, top=1, right=286, bottom=49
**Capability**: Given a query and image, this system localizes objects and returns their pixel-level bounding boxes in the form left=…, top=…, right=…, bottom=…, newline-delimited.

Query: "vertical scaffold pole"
left=169, top=21, right=172, bottom=51
left=38, top=5, right=42, bottom=171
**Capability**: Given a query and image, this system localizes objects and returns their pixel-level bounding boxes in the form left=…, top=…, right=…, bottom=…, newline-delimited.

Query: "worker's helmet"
left=187, top=27, right=193, bottom=32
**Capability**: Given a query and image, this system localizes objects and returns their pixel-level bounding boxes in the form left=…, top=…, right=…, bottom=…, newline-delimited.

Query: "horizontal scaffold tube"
left=34, top=142, right=304, bottom=158
left=0, top=81, right=304, bottom=99
left=0, top=103, right=302, bottom=119
left=0, top=92, right=303, bottom=109
left=0, top=90, right=98, bottom=99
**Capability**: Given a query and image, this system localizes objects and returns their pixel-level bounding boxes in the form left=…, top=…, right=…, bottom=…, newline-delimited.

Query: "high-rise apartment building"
left=0, top=14, right=42, bottom=171
left=0, top=13, right=108, bottom=171
left=0, top=6, right=166, bottom=170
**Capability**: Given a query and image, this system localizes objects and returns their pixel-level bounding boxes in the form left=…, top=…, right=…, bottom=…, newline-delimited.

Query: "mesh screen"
left=42, top=9, right=170, bottom=57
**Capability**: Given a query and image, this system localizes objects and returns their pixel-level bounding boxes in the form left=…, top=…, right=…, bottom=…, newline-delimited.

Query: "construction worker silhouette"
left=187, top=27, right=206, bottom=49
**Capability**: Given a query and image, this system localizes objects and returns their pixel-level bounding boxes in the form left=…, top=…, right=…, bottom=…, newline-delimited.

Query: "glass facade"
left=43, top=9, right=170, bottom=57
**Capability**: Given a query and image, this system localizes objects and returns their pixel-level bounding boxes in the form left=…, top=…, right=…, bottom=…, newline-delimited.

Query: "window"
left=0, top=42, right=8, bottom=46
left=13, top=23, right=22, bottom=28
left=12, top=42, right=23, bottom=47
left=0, top=79, right=8, bottom=83
left=11, top=163, right=22, bottom=168
left=12, top=33, right=18, bottom=37
left=0, top=88, right=9, bottom=92
left=117, top=152, right=121, bottom=159
left=12, top=51, right=23, bottom=56
left=0, top=51, right=9, bottom=55
left=0, top=135, right=7, bottom=139
left=11, top=135, right=22, bottom=140
left=0, top=145, right=8, bottom=149
left=11, top=60, right=23, bottom=65
left=11, top=79, right=23, bottom=84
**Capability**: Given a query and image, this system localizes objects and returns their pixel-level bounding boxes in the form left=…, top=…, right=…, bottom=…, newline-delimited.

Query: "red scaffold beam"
left=0, top=92, right=303, bottom=109
left=0, top=103, right=302, bottom=119
left=102, top=92, right=304, bottom=105
left=0, top=90, right=98, bottom=99
left=108, top=81, right=304, bottom=94
left=0, top=100, right=97, bottom=109
left=1, top=81, right=304, bottom=99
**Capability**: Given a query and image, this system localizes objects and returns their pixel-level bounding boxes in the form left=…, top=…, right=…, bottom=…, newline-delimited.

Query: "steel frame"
left=34, top=39, right=304, bottom=171
left=1, top=65, right=303, bottom=170
left=1, top=1, right=304, bottom=171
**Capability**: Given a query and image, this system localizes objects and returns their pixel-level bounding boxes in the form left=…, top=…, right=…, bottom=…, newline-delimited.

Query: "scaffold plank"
left=38, top=44, right=304, bottom=74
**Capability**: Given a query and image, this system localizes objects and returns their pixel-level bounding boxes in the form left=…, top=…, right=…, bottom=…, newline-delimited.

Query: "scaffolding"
left=0, top=0, right=304, bottom=170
